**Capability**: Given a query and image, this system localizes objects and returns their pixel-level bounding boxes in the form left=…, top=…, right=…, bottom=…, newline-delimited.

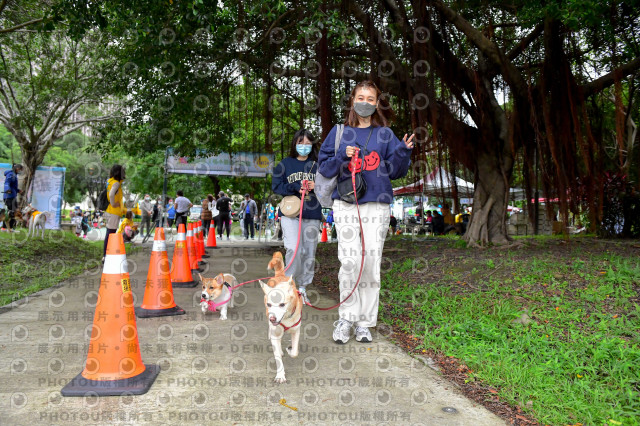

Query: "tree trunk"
left=316, top=1, right=332, bottom=140
left=465, top=149, right=512, bottom=246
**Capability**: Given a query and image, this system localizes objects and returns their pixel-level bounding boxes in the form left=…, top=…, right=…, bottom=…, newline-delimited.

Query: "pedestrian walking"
left=102, top=164, right=126, bottom=260
left=174, top=190, right=192, bottom=230
left=272, top=128, right=322, bottom=303
left=166, top=199, right=176, bottom=227
left=140, top=194, right=153, bottom=238
left=318, top=80, right=414, bottom=344
left=239, top=194, right=258, bottom=239
left=215, top=191, right=233, bottom=240
left=201, top=194, right=214, bottom=237
left=2, top=163, right=23, bottom=232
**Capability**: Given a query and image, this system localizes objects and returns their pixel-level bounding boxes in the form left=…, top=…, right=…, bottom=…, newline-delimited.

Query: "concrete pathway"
left=0, top=235, right=504, bottom=425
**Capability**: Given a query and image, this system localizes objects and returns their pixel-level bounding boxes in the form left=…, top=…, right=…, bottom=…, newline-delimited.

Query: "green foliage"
left=379, top=238, right=640, bottom=424
left=0, top=230, right=102, bottom=306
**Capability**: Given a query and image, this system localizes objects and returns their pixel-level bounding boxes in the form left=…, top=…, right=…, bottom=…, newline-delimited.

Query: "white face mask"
left=145, top=197, right=150, bottom=201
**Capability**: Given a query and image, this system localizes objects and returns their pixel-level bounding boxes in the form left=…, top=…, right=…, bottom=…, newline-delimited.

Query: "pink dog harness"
left=201, top=282, right=232, bottom=312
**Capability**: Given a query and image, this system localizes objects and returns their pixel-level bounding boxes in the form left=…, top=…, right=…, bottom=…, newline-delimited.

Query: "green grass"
left=379, top=237, right=640, bottom=425
left=0, top=229, right=103, bottom=306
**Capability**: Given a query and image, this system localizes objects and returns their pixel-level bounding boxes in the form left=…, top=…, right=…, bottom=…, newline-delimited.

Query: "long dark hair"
left=288, top=129, right=318, bottom=161
left=344, top=80, right=395, bottom=127
left=109, top=164, right=124, bottom=181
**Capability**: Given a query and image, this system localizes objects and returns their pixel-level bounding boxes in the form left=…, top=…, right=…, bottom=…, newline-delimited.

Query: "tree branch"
left=0, top=17, right=44, bottom=34
left=506, top=23, right=544, bottom=60
left=582, top=56, right=640, bottom=98
left=431, top=0, right=529, bottom=98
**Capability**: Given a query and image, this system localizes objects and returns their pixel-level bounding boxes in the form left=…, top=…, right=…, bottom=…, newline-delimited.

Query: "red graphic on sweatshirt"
left=348, top=151, right=381, bottom=173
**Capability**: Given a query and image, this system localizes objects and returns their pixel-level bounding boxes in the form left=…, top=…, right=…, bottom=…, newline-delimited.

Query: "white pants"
left=334, top=200, right=390, bottom=327
left=281, top=216, right=322, bottom=288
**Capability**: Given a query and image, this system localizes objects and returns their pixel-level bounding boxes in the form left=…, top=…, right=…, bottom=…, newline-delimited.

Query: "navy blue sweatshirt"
left=318, top=125, right=412, bottom=204
left=272, top=157, right=323, bottom=220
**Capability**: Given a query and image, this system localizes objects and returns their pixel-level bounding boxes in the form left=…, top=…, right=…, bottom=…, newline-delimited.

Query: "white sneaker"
left=299, top=287, right=311, bottom=305
left=333, top=319, right=353, bottom=344
left=355, top=326, right=372, bottom=343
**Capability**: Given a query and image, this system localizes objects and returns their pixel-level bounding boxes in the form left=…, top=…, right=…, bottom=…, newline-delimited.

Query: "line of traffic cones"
left=62, top=219, right=222, bottom=397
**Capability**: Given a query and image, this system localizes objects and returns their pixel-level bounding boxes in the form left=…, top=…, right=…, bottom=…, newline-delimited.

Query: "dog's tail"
left=267, top=251, right=285, bottom=277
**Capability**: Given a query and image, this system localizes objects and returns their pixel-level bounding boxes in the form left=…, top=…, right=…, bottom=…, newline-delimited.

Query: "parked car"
left=189, top=205, right=202, bottom=221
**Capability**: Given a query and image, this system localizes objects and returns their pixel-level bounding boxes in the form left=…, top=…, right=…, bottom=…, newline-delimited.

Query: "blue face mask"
left=296, top=144, right=312, bottom=156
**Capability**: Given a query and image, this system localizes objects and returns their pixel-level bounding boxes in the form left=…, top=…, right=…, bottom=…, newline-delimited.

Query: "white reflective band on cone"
left=152, top=240, right=167, bottom=252
left=103, top=254, right=128, bottom=274
left=187, top=230, right=193, bottom=237
left=177, top=232, right=186, bottom=241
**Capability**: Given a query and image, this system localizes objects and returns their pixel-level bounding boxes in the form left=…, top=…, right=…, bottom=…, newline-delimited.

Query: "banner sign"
left=167, top=150, right=274, bottom=177
left=0, top=163, right=66, bottom=230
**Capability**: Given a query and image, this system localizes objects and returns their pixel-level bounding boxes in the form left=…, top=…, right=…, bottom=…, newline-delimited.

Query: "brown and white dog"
left=260, top=252, right=303, bottom=384
left=199, top=273, right=236, bottom=320
left=22, top=205, right=50, bottom=238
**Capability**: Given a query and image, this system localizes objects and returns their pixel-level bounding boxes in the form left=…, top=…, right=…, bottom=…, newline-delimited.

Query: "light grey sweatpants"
left=333, top=200, right=390, bottom=327
left=280, top=216, right=322, bottom=288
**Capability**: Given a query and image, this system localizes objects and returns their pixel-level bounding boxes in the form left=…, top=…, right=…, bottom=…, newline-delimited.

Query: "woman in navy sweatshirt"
left=272, top=129, right=323, bottom=303
left=318, top=80, right=414, bottom=344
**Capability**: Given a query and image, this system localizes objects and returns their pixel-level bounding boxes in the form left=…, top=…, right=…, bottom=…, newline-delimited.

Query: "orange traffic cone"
left=206, top=221, right=218, bottom=248
left=171, top=223, right=197, bottom=288
left=135, top=228, right=185, bottom=318
left=61, top=233, right=159, bottom=396
left=187, top=223, right=202, bottom=273
left=194, top=222, right=206, bottom=265
left=198, top=221, right=210, bottom=258
left=321, top=223, right=328, bottom=242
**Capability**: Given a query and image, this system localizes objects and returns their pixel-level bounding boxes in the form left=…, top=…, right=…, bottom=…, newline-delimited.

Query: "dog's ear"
left=259, top=280, right=269, bottom=294
left=215, top=274, right=224, bottom=285
left=197, top=273, right=204, bottom=283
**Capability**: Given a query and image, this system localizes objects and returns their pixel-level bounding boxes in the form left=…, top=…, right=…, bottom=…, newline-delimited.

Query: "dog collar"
left=278, top=292, right=302, bottom=331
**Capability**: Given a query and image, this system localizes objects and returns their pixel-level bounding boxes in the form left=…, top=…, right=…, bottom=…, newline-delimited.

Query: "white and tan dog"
left=22, top=205, right=50, bottom=238
left=260, top=252, right=303, bottom=384
left=199, top=273, right=236, bottom=320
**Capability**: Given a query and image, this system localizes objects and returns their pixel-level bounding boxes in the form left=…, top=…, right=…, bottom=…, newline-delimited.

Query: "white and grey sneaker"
left=299, top=287, right=311, bottom=305
left=333, top=319, right=353, bottom=344
left=355, top=326, right=372, bottom=343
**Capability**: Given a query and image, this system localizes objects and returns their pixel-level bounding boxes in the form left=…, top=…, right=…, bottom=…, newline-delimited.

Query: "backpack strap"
left=334, top=124, right=344, bottom=154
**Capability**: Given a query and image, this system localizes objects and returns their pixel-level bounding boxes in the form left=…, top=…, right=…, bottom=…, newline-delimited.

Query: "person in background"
left=174, top=190, right=192, bottom=230
left=431, top=211, right=445, bottom=235
left=240, top=193, right=258, bottom=240
left=103, top=164, right=125, bottom=259
left=3, top=163, right=23, bottom=232
left=425, top=210, right=433, bottom=223
left=441, top=204, right=454, bottom=227
left=272, top=128, right=322, bottom=303
left=216, top=191, right=233, bottom=240
left=118, top=210, right=137, bottom=242
left=166, top=199, right=176, bottom=227
left=210, top=194, right=219, bottom=231
left=201, top=194, right=213, bottom=237
left=140, top=194, right=153, bottom=238
left=154, top=196, right=164, bottom=227
left=389, top=214, right=397, bottom=235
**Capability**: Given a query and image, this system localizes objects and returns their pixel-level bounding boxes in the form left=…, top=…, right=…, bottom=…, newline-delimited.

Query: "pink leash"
left=216, top=152, right=366, bottom=312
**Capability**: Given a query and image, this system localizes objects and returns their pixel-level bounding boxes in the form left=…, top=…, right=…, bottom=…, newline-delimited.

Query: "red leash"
left=227, top=151, right=366, bottom=312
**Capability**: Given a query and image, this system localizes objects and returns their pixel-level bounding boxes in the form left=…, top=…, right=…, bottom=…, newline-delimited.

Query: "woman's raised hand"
left=403, top=133, right=415, bottom=149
